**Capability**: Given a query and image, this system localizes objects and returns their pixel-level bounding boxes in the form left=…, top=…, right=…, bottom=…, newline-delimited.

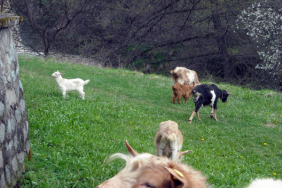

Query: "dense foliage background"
left=5, top=0, right=282, bottom=90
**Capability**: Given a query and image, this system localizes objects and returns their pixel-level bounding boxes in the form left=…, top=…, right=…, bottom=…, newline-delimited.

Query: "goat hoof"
left=188, top=120, right=192, bottom=123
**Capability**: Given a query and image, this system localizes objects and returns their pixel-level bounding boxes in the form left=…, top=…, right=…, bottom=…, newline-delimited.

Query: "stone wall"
left=0, top=13, right=30, bottom=187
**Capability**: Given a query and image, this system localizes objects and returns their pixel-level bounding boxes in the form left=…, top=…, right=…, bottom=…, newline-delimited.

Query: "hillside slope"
left=18, top=55, right=282, bottom=188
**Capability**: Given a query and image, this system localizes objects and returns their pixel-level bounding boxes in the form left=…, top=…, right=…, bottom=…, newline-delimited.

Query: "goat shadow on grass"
left=50, top=91, right=82, bottom=100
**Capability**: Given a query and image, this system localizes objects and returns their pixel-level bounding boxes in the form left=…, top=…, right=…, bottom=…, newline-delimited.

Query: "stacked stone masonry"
left=0, top=13, right=30, bottom=188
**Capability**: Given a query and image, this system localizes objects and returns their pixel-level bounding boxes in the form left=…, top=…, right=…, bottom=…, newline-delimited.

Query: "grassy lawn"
left=18, top=55, right=282, bottom=187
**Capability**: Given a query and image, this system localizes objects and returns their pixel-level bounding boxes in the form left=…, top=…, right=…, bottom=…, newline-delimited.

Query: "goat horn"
left=125, top=140, right=139, bottom=157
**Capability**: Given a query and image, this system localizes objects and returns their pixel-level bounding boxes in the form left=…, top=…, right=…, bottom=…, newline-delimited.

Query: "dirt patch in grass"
left=264, top=92, right=275, bottom=97
left=264, top=123, right=277, bottom=128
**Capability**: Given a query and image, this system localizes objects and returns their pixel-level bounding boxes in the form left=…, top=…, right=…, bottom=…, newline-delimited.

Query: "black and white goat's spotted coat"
left=188, top=84, right=231, bottom=123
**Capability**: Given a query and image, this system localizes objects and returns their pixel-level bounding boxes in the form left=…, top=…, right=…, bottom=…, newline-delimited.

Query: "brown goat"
left=172, top=82, right=196, bottom=104
left=170, top=67, right=200, bottom=86
left=96, top=140, right=208, bottom=188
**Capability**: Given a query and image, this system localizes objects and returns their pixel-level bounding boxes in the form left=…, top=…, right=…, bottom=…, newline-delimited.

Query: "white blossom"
left=236, top=0, right=282, bottom=69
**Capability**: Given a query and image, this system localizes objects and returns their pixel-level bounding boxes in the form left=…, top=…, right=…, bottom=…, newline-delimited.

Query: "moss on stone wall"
left=0, top=15, right=21, bottom=28
left=0, top=17, right=10, bottom=27
left=20, top=16, right=23, bottom=23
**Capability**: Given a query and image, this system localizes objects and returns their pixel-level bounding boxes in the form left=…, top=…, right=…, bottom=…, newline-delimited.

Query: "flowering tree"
left=237, top=0, right=282, bottom=70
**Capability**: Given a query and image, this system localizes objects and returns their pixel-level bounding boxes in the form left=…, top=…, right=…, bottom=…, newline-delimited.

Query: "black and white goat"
left=188, top=84, right=232, bottom=123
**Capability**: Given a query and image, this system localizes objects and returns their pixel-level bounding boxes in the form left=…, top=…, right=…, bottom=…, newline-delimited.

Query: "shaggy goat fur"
left=170, top=67, right=200, bottom=86
left=247, top=178, right=282, bottom=188
left=172, top=82, right=196, bottom=104
left=96, top=141, right=208, bottom=188
left=51, top=71, right=90, bottom=100
left=154, top=120, right=192, bottom=162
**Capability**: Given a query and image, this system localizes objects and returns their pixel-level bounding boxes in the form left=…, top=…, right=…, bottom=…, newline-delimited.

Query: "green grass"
left=18, top=55, right=282, bottom=187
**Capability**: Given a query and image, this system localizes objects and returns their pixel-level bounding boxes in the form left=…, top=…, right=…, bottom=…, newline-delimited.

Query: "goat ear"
left=166, top=167, right=185, bottom=187
left=125, top=140, right=139, bottom=157
left=180, top=150, right=193, bottom=157
left=178, top=150, right=192, bottom=162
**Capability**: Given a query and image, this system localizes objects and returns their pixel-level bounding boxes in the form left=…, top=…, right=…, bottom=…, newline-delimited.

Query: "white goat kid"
left=51, top=71, right=90, bottom=100
left=154, top=120, right=192, bottom=162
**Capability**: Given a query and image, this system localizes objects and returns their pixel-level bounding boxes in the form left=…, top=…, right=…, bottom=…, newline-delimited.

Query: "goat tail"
left=164, top=134, right=176, bottom=142
left=84, top=80, right=90, bottom=85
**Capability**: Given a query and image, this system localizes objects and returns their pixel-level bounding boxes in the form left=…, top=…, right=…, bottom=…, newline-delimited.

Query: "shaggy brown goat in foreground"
left=95, top=141, right=281, bottom=188
left=96, top=140, right=208, bottom=188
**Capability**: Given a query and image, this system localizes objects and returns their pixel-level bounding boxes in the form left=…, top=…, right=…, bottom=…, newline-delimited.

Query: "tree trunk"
left=43, top=31, right=50, bottom=56
left=212, top=8, right=231, bottom=79
left=1, top=0, right=4, bottom=12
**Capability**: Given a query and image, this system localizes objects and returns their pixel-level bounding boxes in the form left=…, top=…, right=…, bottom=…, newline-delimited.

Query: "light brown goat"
left=172, top=82, right=196, bottom=104
left=171, top=67, right=200, bottom=86
left=96, top=140, right=208, bottom=188
left=154, top=120, right=192, bottom=162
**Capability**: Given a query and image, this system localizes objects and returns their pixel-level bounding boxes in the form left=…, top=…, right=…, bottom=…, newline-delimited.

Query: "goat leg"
left=213, top=109, right=218, bottom=121
left=188, top=110, right=196, bottom=123
left=210, top=107, right=214, bottom=118
left=196, top=111, right=201, bottom=121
